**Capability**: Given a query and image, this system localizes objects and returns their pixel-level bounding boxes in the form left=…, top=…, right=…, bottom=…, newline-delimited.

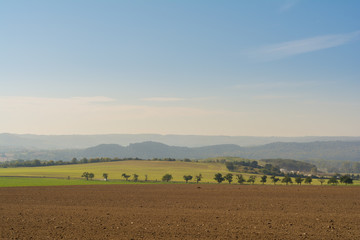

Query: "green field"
left=0, top=177, right=120, bottom=187
left=0, top=160, right=358, bottom=187
left=0, top=160, right=234, bottom=183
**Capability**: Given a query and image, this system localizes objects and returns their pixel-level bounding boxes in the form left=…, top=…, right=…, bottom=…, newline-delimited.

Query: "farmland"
left=0, top=177, right=122, bottom=187
left=0, top=160, right=233, bottom=184
left=1, top=184, right=360, bottom=239
left=0, top=160, right=359, bottom=187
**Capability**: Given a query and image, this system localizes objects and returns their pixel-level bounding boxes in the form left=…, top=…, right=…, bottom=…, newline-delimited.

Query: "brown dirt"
left=1, top=184, right=360, bottom=239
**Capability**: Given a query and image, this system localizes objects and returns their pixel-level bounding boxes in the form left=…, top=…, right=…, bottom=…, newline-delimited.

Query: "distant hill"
left=6, top=140, right=360, bottom=162
left=1, top=133, right=360, bottom=149
left=245, top=141, right=360, bottom=161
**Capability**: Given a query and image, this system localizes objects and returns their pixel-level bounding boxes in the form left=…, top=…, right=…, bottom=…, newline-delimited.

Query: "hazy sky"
left=1, top=0, right=360, bottom=136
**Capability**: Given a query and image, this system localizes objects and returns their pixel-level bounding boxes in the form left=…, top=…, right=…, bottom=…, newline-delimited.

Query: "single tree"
left=247, top=175, right=256, bottom=184
left=304, top=176, right=312, bottom=184
left=224, top=173, right=233, bottom=184
left=183, top=175, right=193, bottom=183
left=270, top=175, right=280, bottom=185
left=133, top=173, right=139, bottom=182
left=328, top=176, right=338, bottom=185
left=340, top=175, right=353, bottom=185
left=236, top=174, right=246, bottom=184
left=195, top=174, right=203, bottom=183
left=344, top=177, right=353, bottom=185
left=282, top=175, right=292, bottom=185
left=318, top=178, right=325, bottom=185
left=214, top=173, right=224, bottom=183
left=103, top=173, right=108, bottom=181
left=88, top=172, right=94, bottom=180
left=260, top=175, right=267, bottom=185
left=339, top=175, right=346, bottom=184
left=162, top=173, right=173, bottom=182
left=82, top=172, right=89, bottom=180
left=295, top=177, right=304, bottom=185
left=122, top=173, right=130, bottom=181
left=145, top=174, right=148, bottom=181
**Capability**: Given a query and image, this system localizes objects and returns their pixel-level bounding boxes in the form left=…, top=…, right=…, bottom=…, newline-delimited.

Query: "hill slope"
left=6, top=141, right=360, bottom=162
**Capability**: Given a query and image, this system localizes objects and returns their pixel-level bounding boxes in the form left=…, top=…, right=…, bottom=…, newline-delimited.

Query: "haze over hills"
left=1, top=133, right=360, bottom=149
left=5, top=140, right=360, bottom=162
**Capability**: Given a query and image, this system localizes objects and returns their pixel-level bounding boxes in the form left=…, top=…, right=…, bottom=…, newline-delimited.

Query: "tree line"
left=212, top=173, right=355, bottom=185
left=80, top=171, right=355, bottom=185
left=0, top=157, right=194, bottom=168
left=80, top=172, right=203, bottom=183
left=225, top=161, right=282, bottom=175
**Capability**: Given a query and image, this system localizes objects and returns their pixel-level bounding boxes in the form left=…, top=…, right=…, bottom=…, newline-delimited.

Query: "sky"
left=1, top=0, right=360, bottom=136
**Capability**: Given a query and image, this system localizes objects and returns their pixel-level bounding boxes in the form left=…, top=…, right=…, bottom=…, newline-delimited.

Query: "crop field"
left=0, top=160, right=359, bottom=187
left=0, top=177, right=141, bottom=187
left=1, top=184, right=360, bottom=239
left=0, top=160, right=234, bottom=183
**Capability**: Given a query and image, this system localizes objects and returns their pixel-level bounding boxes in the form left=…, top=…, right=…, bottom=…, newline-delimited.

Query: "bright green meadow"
left=0, top=160, right=358, bottom=187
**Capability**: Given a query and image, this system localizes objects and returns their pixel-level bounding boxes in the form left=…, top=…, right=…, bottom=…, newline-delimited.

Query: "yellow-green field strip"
left=0, top=160, right=358, bottom=187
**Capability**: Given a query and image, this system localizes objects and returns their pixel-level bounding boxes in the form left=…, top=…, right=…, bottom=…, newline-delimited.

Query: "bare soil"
left=1, top=184, right=360, bottom=239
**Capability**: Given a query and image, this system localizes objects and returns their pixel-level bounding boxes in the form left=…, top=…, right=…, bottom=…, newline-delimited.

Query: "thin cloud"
left=249, top=31, right=360, bottom=61
left=141, top=97, right=186, bottom=102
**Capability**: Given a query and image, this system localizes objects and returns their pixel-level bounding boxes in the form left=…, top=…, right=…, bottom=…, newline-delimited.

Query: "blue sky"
left=1, top=0, right=360, bottom=136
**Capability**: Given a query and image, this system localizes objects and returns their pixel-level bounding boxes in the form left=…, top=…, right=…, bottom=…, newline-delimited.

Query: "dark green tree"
left=344, top=177, right=353, bottom=184
left=247, top=175, right=256, bottom=184
left=162, top=173, right=173, bottom=182
left=214, top=173, right=224, bottom=183
left=260, top=175, right=267, bottom=185
left=183, top=175, right=193, bottom=183
left=32, top=159, right=41, bottom=166
left=122, top=173, right=130, bottom=181
left=340, top=175, right=353, bottom=184
left=224, top=173, right=233, bottom=184
left=304, top=176, right=312, bottom=184
left=328, top=176, right=338, bottom=185
left=103, top=173, right=108, bottom=181
left=282, top=175, right=292, bottom=185
left=295, top=177, right=304, bottom=185
left=82, top=172, right=89, bottom=180
left=270, top=175, right=280, bottom=185
left=318, top=178, right=325, bottom=185
left=88, top=172, right=94, bottom=180
left=236, top=174, right=246, bottom=184
left=195, top=174, right=203, bottom=183
left=133, top=173, right=139, bottom=182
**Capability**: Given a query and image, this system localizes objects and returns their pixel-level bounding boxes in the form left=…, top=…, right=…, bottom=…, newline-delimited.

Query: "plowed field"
left=1, top=184, right=359, bottom=239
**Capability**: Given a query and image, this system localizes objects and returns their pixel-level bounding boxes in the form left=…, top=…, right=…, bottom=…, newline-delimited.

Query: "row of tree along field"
left=81, top=171, right=356, bottom=185
left=0, top=157, right=192, bottom=168
left=212, top=173, right=355, bottom=185
left=0, top=157, right=143, bottom=168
